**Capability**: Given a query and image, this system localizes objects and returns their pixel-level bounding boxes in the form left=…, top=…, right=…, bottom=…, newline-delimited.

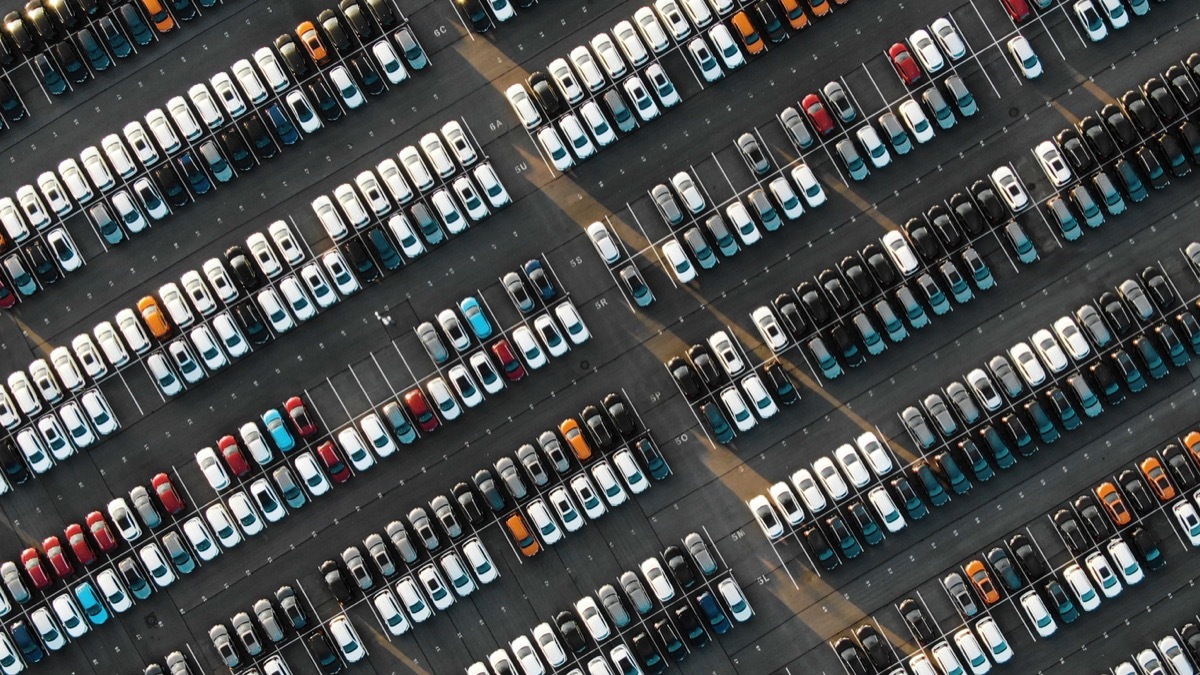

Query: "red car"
left=42, top=536, right=74, bottom=578
left=0, top=278, right=16, bottom=309
left=86, top=511, right=117, bottom=553
left=285, top=396, right=318, bottom=438
left=404, top=389, right=439, bottom=433
left=20, top=548, right=51, bottom=590
left=316, top=441, right=351, bottom=484
left=64, top=523, right=96, bottom=566
left=152, top=473, right=186, bottom=514
left=217, top=435, right=251, bottom=477
left=491, top=338, right=526, bottom=382
left=801, top=93, right=836, bottom=135
left=1002, top=0, right=1031, bottom=22
left=888, top=43, right=922, bottom=85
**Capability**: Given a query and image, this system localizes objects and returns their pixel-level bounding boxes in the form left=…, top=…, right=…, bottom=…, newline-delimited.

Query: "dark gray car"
left=651, top=184, right=683, bottom=226
left=780, top=106, right=814, bottom=149
left=385, top=521, right=419, bottom=564
left=516, top=444, right=551, bottom=486
left=416, top=321, right=448, bottom=363
left=823, top=81, right=857, bottom=123
left=943, top=572, right=979, bottom=617
left=736, top=132, right=771, bottom=174
left=253, top=598, right=285, bottom=643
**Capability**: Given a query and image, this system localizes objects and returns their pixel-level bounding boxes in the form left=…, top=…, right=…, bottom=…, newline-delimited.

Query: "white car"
left=29, top=359, right=62, bottom=404
left=202, top=258, right=239, bottom=302
left=387, top=215, right=425, bottom=259
left=206, top=503, right=243, bottom=548
left=720, top=387, right=754, bottom=432
left=1052, top=317, right=1091, bottom=361
left=81, top=389, right=118, bottom=435
left=645, top=63, right=680, bottom=107
left=590, top=33, right=627, bottom=79
left=790, top=163, right=826, bottom=207
left=613, top=449, right=650, bottom=493
left=1034, top=141, right=1073, bottom=187
left=166, top=96, right=202, bottom=141
left=333, top=184, right=370, bottom=229
left=36, top=415, right=74, bottom=461
left=654, top=0, right=692, bottom=40
left=532, top=314, right=568, bottom=357
left=373, top=590, right=411, bottom=636
left=196, top=447, right=230, bottom=491
left=0, top=198, right=30, bottom=244
left=80, top=147, right=115, bottom=194
left=613, top=20, right=650, bottom=67
left=15, top=185, right=50, bottom=229
left=639, top=557, right=675, bottom=602
left=36, top=169, right=72, bottom=213
left=59, top=403, right=93, bottom=449
left=463, top=537, right=498, bottom=584
left=527, top=498, right=562, bottom=545
left=726, top=201, right=760, bottom=245
left=295, top=451, right=331, bottom=497
left=372, top=40, right=409, bottom=85
left=159, top=282, right=195, bottom=328
left=741, top=373, right=778, bottom=419
left=833, top=444, right=872, bottom=487
left=182, top=516, right=220, bottom=561
left=548, top=57, right=585, bottom=105
left=396, top=576, right=432, bottom=622
left=51, top=594, right=87, bottom=639
left=417, top=564, right=454, bottom=610
left=505, top=83, right=543, bottom=130
left=398, top=146, right=436, bottom=193
left=71, top=334, right=108, bottom=380
left=239, top=422, right=273, bottom=466
left=180, top=271, right=216, bottom=317
left=909, top=29, right=945, bottom=73
left=1173, top=501, right=1200, bottom=547
left=1031, top=329, right=1069, bottom=373
left=661, top=240, right=696, bottom=283
left=322, top=250, right=361, bottom=296
left=16, top=428, right=52, bottom=473
left=574, top=596, right=610, bottom=641
left=856, top=126, right=891, bottom=168
left=537, top=127, right=575, bottom=172
left=1105, top=538, right=1143, bottom=584
left=1098, top=0, right=1128, bottom=28
left=426, top=377, right=462, bottom=421
left=511, top=325, right=546, bottom=370
left=329, top=616, right=365, bottom=663
left=187, top=84, right=225, bottom=129
left=570, top=474, right=608, bottom=519
left=257, top=288, right=296, bottom=333
left=868, top=486, right=905, bottom=532
left=361, top=170, right=396, bottom=216
left=1019, top=589, right=1056, bottom=637
left=566, top=46, right=606, bottom=95
left=990, top=165, right=1029, bottom=212
left=1074, top=0, right=1108, bottom=42
left=108, top=497, right=143, bottom=541
left=228, top=491, right=264, bottom=536
left=531, top=622, right=566, bottom=668
left=286, top=89, right=323, bottom=133
left=855, top=432, right=894, bottom=476
left=212, top=312, right=250, bottom=358
left=931, top=640, right=968, bottom=675
left=707, top=330, right=745, bottom=376
left=122, top=121, right=159, bottom=166
left=473, top=162, right=511, bottom=208
left=587, top=221, right=621, bottom=264
left=974, top=617, right=1011, bottom=663
left=768, top=481, right=805, bottom=526
left=419, top=132, right=456, bottom=178
left=31, top=606, right=67, bottom=649
left=338, top=427, right=376, bottom=472
left=554, top=301, right=590, bottom=346
left=1084, top=551, right=1122, bottom=598
left=280, top=277, right=316, bottom=322
left=313, top=195, right=348, bottom=241
left=1008, top=36, right=1042, bottom=79
left=359, top=413, right=398, bottom=458
left=931, top=17, right=966, bottom=60
left=591, top=460, right=628, bottom=507
left=57, top=158, right=93, bottom=204
left=132, top=177, right=169, bottom=220
left=145, top=109, right=181, bottom=154
left=253, top=46, right=289, bottom=91
left=633, top=7, right=670, bottom=53
left=50, top=346, right=85, bottom=392
left=1156, top=636, right=1192, bottom=675
left=813, top=457, right=850, bottom=501
left=7, top=372, right=41, bottom=417
left=785, top=467, right=828, bottom=515
left=249, top=478, right=285, bottom=522
left=709, top=23, right=745, bottom=70
left=440, top=120, right=477, bottom=167
left=768, top=176, right=804, bottom=220
left=329, top=65, right=365, bottom=109
left=624, top=74, right=660, bottom=122
left=559, top=114, right=596, bottom=160
left=899, top=99, right=935, bottom=144
left=265, top=220, right=304, bottom=265
left=1063, top=563, right=1101, bottom=611
left=882, top=230, right=920, bottom=276
left=1008, top=342, right=1046, bottom=386
left=97, top=568, right=134, bottom=612
left=101, top=134, right=137, bottom=178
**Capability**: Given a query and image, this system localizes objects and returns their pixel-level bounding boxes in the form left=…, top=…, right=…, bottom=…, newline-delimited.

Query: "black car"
left=1089, top=360, right=1126, bottom=406
left=763, top=362, right=799, bottom=405
left=177, top=152, right=212, bottom=196
left=239, top=114, right=277, bottom=160
left=309, top=79, right=343, bottom=122
left=4, top=12, right=35, bottom=54
left=317, top=9, right=353, bottom=54
left=225, top=245, right=263, bottom=291
left=802, top=525, right=837, bottom=571
left=1077, top=115, right=1117, bottom=162
left=969, top=179, right=1006, bottom=225
left=27, top=241, right=60, bottom=285
left=527, top=71, right=563, bottom=116
left=1119, top=469, right=1155, bottom=514
left=1182, top=622, right=1200, bottom=662
left=862, top=243, right=899, bottom=287
left=582, top=404, right=616, bottom=449
left=9, top=619, right=43, bottom=664
left=667, top=356, right=702, bottom=399
left=854, top=624, right=893, bottom=669
left=307, top=629, right=343, bottom=674
left=674, top=604, right=708, bottom=648
left=364, top=0, right=398, bottom=29
left=828, top=323, right=864, bottom=368
left=350, top=55, right=385, bottom=96
left=1130, top=526, right=1165, bottom=571
left=1135, top=144, right=1170, bottom=190
left=1000, top=412, right=1033, bottom=456
left=1121, top=89, right=1159, bottom=134
left=1045, top=387, right=1081, bottom=430
left=339, top=0, right=375, bottom=40
left=631, top=631, right=666, bottom=674
left=1163, top=443, right=1198, bottom=489
left=1073, top=494, right=1110, bottom=540
left=903, top=218, right=942, bottom=263
left=1156, top=132, right=1190, bottom=178
left=834, top=636, right=870, bottom=675
left=818, top=269, right=852, bottom=313
left=948, top=192, right=985, bottom=237
left=1166, top=65, right=1200, bottom=111
left=218, top=128, right=256, bottom=173
left=274, top=34, right=312, bottom=79
left=169, top=0, right=198, bottom=21
left=554, top=610, right=588, bottom=654
left=234, top=302, right=271, bottom=346
left=773, top=293, right=809, bottom=337
left=1052, top=508, right=1090, bottom=554
left=686, top=344, right=723, bottom=388
left=54, top=41, right=88, bottom=84
left=1100, top=103, right=1138, bottom=148
left=1099, top=290, right=1133, bottom=335
left=798, top=281, right=832, bottom=325
left=320, top=559, right=354, bottom=601
left=603, top=391, right=638, bottom=437
left=452, top=482, right=484, bottom=525
left=654, top=618, right=684, bottom=662
left=1178, top=121, right=1200, bottom=165
left=1055, top=128, right=1095, bottom=174
left=1008, top=532, right=1048, bottom=580
left=1143, top=77, right=1181, bottom=124
left=898, top=598, right=935, bottom=644
left=846, top=501, right=883, bottom=545
left=456, top=0, right=491, bottom=33
left=926, top=204, right=963, bottom=250
left=366, top=226, right=402, bottom=271
left=343, top=239, right=380, bottom=283
left=0, top=440, right=29, bottom=485
left=0, top=79, right=26, bottom=122
left=24, top=3, right=58, bottom=43
left=74, top=28, right=110, bottom=71
left=839, top=256, right=875, bottom=300
left=662, top=545, right=697, bottom=590
left=1140, top=266, right=1177, bottom=310
left=753, top=0, right=787, bottom=43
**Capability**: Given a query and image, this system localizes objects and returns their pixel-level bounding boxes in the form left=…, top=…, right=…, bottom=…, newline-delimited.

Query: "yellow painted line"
left=363, top=623, right=431, bottom=675
left=1049, top=100, right=1081, bottom=127
left=820, top=176, right=900, bottom=233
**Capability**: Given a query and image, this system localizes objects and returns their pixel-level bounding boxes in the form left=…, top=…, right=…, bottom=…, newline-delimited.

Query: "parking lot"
left=1, top=0, right=1200, bottom=673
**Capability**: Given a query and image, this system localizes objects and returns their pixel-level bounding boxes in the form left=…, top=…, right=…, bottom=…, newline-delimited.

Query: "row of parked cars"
left=1112, top=619, right=1200, bottom=675
left=1034, top=56, right=1200, bottom=243
left=205, top=582, right=337, bottom=675
left=0, top=383, right=118, bottom=488
left=666, top=328, right=801, bottom=442
left=469, top=532, right=750, bottom=675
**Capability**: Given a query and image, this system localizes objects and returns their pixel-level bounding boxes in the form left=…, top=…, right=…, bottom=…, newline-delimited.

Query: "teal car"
left=1048, top=197, right=1081, bottom=241
left=1133, top=337, right=1168, bottom=380
left=701, top=403, right=733, bottom=444
left=940, top=261, right=974, bottom=304
left=1004, top=222, right=1038, bottom=264
left=894, top=286, right=929, bottom=329
left=874, top=299, right=908, bottom=342
left=853, top=313, right=885, bottom=356
left=1114, top=159, right=1148, bottom=202
left=261, top=409, right=295, bottom=452
left=75, top=581, right=110, bottom=625
left=1070, top=185, right=1105, bottom=228
left=458, top=296, right=493, bottom=339
left=1092, top=172, right=1126, bottom=215
left=808, top=336, right=844, bottom=380
left=917, top=274, right=951, bottom=316
left=962, top=249, right=995, bottom=291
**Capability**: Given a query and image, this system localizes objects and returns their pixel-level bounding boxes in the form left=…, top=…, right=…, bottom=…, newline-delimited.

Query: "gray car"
left=536, top=431, right=570, bottom=474
left=922, top=87, right=956, bottom=130
left=619, top=570, right=653, bottom=614
left=878, top=112, right=912, bottom=154
left=503, top=272, right=535, bottom=313
left=597, top=583, right=631, bottom=628
left=162, top=531, right=195, bottom=574
left=165, top=650, right=191, bottom=675
left=2, top=561, right=29, bottom=604
left=651, top=184, right=683, bottom=226
left=276, top=585, right=307, bottom=630
left=747, top=189, right=781, bottom=232
left=516, top=444, right=551, bottom=486
left=342, top=545, right=375, bottom=591
left=416, top=321, right=448, bottom=364
left=473, top=469, right=506, bottom=512
left=901, top=406, right=936, bottom=448
left=130, top=485, right=162, bottom=529
left=705, top=214, right=739, bottom=257
left=209, top=624, right=239, bottom=668
left=836, top=139, right=869, bottom=181
left=364, top=533, right=397, bottom=578
left=231, top=611, right=263, bottom=657
left=253, top=598, right=285, bottom=643
left=407, top=507, right=440, bottom=552
left=943, top=572, right=979, bottom=617
left=780, top=106, right=814, bottom=149
left=1074, top=304, right=1112, bottom=347
left=987, top=355, right=1025, bottom=398
left=385, top=521, right=419, bottom=564
left=1118, top=279, right=1154, bottom=321
left=736, top=132, right=771, bottom=174
left=684, top=532, right=718, bottom=575
left=496, top=457, right=529, bottom=501
left=823, top=81, right=857, bottom=123
left=272, top=465, right=307, bottom=508
left=430, top=495, right=463, bottom=540
left=945, top=382, right=980, bottom=425
left=922, top=394, right=958, bottom=436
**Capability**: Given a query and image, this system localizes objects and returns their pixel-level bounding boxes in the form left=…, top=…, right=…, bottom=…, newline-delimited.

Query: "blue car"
left=261, top=409, right=296, bottom=452
left=265, top=104, right=300, bottom=146
left=458, top=296, right=493, bottom=339
left=75, top=581, right=110, bottom=625
left=695, top=591, right=731, bottom=635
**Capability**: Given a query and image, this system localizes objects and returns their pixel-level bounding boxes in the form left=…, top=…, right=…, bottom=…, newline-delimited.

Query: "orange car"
left=778, top=0, right=810, bottom=29
left=731, top=11, right=765, bottom=56
left=807, top=0, right=831, bottom=16
left=964, top=560, right=999, bottom=605
left=139, top=0, right=176, bottom=33
left=1140, top=457, right=1176, bottom=502
left=1184, top=430, right=1200, bottom=465
left=558, top=418, right=593, bottom=463
left=296, top=21, right=330, bottom=65
left=137, top=296, right=171, bottom=339
left=1095, top=482, right=1131, bottom=525
left=505, top=514, right=540, bottom=558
